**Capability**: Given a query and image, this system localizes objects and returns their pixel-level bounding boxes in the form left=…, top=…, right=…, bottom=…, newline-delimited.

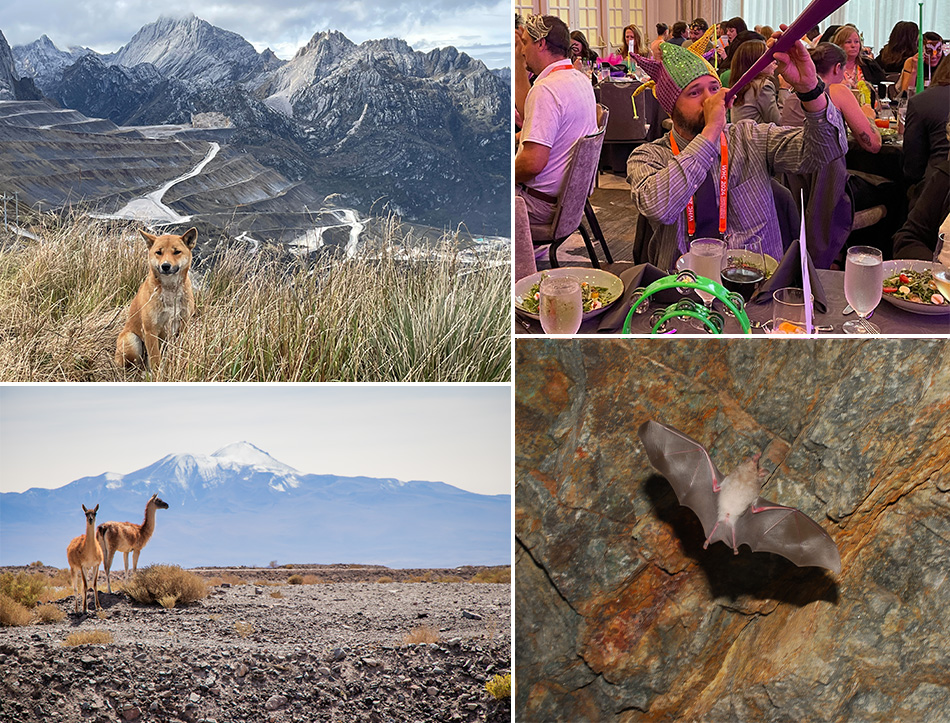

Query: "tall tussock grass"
left=0, top=214, right=510, bottom=381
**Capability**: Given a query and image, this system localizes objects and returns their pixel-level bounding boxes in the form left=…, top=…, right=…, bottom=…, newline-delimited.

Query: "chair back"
left=549, top=126, right=607, bottom=240
left=514, top=195, right=537, bottom=281
left=598, top=82, right=647, bottom=141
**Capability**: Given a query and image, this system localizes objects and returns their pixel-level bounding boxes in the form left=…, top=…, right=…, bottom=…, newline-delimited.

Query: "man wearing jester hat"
left=627, top=26, right=848, bottom=271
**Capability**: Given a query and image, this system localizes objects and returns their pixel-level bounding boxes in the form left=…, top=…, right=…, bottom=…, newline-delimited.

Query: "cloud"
left=1, top=0, right=511, bottom=67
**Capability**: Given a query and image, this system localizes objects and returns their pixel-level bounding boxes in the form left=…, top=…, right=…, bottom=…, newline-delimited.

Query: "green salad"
left=519, top=278, right=614, bottom=314
left=882, top=268, right=946, bottom=305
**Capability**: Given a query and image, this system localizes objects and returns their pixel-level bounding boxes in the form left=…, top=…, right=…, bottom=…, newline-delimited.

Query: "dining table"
left=514, top=262, right=950, bottom=335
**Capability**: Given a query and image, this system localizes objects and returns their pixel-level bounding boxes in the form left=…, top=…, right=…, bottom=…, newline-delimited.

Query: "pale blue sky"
left=1, top=0, right=511, bottom=68
left=0, top=385, right=511, bottom=496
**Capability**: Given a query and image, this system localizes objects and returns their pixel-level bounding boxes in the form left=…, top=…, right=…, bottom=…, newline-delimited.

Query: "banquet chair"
left=598, top=82, right=647, bottom=175
left=514, top=195, right=537, bottom=281
left=531, top=126, right=613, bottom=269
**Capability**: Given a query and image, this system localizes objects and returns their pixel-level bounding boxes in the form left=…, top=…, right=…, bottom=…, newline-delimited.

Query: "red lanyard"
left=669, top=131, right=729, bottom=237
left=546, top=61, right=575, bottom=75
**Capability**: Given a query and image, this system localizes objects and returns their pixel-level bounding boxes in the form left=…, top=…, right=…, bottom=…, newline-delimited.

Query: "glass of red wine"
left=720, top=237, right=767, bottom=304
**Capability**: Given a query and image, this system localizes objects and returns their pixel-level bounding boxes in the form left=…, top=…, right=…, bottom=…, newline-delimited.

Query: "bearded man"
left=626, top=26, right=848, bottom=270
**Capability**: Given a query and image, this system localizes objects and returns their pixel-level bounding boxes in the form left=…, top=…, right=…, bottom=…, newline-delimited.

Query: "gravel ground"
left=0, top=572, right=511, bottom=723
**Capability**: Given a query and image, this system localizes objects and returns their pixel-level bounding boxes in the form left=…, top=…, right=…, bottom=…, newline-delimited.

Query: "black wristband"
left=796, top=78, right=825, bottom=103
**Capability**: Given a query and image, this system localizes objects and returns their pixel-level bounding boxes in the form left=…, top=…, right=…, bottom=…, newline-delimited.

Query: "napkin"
left=751, top=239, right=828, bottom=313
left=597, top=263, right=680, bottom=333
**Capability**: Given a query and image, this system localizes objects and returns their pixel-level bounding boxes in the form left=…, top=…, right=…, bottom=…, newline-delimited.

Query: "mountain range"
left=2, top=15, right=509, bottom=235
left=0, top=442, right=511, bottom=569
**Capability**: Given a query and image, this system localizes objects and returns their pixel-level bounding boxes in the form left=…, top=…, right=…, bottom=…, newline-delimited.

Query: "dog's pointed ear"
left=140, top=230, right=158, bottom=248
left=181, top=227, right=198, bottom=249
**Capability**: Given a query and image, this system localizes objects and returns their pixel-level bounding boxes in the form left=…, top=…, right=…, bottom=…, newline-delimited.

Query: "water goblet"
left=538, top=275, right=583, bottom=335
left=843, top=246, right=883, bottom=334
left=688, top=238, right=726, bottom=328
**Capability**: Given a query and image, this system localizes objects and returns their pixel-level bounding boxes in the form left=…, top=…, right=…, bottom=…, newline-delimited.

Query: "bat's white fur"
left=717, top=457, right=762, bottom=522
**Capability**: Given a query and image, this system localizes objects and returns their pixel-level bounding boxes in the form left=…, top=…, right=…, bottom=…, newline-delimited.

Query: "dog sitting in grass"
left=115, top=227, right=197, bottom=370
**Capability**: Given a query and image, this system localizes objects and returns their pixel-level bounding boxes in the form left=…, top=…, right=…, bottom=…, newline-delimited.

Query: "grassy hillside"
left=0, top=213, right=510, bottom=382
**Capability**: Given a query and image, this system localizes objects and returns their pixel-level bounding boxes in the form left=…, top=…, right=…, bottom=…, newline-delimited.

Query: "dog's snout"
left=160, top=262, right=174, bottom=274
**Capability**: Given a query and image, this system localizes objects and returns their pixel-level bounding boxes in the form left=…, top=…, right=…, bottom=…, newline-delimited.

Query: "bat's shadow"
left=644, top=474, right=840, bottom=606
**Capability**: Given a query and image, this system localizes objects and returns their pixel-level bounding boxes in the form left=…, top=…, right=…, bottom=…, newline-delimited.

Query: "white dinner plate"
left=514, top=268, right=624, bottom=320
left=880, top=259, right=950, bottom=315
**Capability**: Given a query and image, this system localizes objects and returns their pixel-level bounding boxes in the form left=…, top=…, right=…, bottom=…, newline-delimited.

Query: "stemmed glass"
left=688, top=238, right=726, bottom=328
left=538, top=275, right=583, bottom=335
left=719, top=237, right=766, bottom=303
left=843, top=246, right=883, bottom=334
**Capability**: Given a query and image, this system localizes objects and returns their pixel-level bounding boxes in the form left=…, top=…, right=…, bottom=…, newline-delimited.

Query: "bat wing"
left=733, top=497, right=841, bottom=573
left=638, top=420, right=723, bottom=538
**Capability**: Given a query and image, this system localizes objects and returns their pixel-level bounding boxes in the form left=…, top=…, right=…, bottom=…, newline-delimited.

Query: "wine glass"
left=720, top=237, right=766, bottom=304
left=688, top=238, right=726, bottom=328
left=843, top=246, right=883, bottom=334
left=538, top=275, right=583, bottom=335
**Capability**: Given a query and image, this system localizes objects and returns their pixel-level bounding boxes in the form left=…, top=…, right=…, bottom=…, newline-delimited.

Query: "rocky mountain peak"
left=111, top=14, right=271, bottom=86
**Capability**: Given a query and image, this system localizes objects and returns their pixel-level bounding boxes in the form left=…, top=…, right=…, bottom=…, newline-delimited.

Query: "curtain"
left=721, top=0, right=949, bottom=52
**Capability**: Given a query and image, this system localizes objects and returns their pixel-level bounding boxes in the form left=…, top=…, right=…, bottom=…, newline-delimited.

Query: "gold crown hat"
left=632, top=30, right=721, bottom=114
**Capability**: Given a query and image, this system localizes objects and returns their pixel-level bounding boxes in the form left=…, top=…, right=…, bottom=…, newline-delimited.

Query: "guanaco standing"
left=66, top=504, right=102, bottom=613
left=96, top=494, right=169, bottom=593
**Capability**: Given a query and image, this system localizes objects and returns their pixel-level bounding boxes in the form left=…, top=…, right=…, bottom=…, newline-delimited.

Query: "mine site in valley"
left=0, top=564, right=512, bottom=723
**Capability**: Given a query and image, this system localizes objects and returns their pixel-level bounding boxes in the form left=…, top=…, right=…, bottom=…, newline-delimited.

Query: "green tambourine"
left=621, top=271, right=752, bottom=334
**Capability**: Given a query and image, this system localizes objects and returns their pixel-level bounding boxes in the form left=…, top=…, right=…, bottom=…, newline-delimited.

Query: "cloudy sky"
left=0, top=385, right=511, bottom=496
left=0, top=0, right=511, bottom=68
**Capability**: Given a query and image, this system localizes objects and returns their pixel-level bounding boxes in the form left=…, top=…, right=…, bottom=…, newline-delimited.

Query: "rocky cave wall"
left=515, top=339, right=950, bottom=722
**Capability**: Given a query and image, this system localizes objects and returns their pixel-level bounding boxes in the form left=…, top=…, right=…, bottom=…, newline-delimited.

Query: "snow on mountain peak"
left=211, top=442, right=298, bottom=474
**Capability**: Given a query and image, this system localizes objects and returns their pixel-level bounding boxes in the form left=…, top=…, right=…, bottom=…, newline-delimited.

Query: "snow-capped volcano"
left=211, top=441, right=299, bottom=474
left=0, top=444, right=510, bottom=568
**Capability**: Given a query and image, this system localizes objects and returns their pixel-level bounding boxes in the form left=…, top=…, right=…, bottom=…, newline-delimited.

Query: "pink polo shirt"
left=520, top=59, right=597, bottom=196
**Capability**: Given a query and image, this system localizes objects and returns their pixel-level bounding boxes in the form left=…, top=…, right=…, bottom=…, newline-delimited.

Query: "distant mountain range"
left=1, top=15, right=510, bottom=235
left=0, top=442, right=511, bottom=569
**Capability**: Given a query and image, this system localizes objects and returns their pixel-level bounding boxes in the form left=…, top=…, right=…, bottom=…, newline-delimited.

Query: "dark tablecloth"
left=515, top=262, right=950, bottom=335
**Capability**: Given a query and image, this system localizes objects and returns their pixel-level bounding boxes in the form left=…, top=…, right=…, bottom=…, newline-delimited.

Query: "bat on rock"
left=638, top=420, right=841, bottom=573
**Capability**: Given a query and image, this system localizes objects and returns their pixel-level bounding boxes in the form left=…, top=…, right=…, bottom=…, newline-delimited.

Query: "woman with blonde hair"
left=729, top=39, right=781, bottom=124
left=831, top=25, right=884, bottom=96
left=618, top=24, right=645, bottom=61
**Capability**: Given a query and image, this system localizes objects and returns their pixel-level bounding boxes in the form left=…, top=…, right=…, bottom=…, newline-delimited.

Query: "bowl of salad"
left=880, top=260, right=950, bottom=315
left=514, top=268, right=624, bottom=320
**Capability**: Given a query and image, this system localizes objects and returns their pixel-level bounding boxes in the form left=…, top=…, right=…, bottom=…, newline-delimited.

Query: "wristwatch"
left=796, top=78, right=825, bottom=103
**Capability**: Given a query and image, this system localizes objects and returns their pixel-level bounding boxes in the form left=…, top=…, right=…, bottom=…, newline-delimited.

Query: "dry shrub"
left=46, top=568, right=73, bottom=588
left=234, top=621, right=254, bottom=639
left=287, top=575, right=303, bottom=585
left=301, top=575, right=323, bottom=584
left=270, top=591, right=283, bottom=599
left=402, top=625, right=440, bottom=645
left=0, top=571, right=48, bottom=607
left=485, top=673, right=511, bottom=700
left=376, top=576, right=394, bottom=584
left=63, top=630, right=113, bottom=646
left=471, top=567, right=510, bottom=584
left=406, top=573, right=432, bottom=583
left=124, top=565, right=208, bottom=607
left=34, top=604, right=66, bottom=624
left=0, top=594, right=32, bottom=626
left=435, top=575, right=464, bottom=583
left=40, top=587, right=73, bottom=603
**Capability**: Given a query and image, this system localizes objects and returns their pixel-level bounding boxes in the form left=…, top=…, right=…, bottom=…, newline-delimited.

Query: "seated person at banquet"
left=730, top=40, right=782, bottom=124
left=669, top=22, right=689, bottom=47
left=515, top=15, right=597, bottom=226
left=619, top=24, right=646, bottom=67
left=718, top=30, right=766, bottom=87
left=685, top=18, right=709, bottom=48
left=878, top=21, right=920, bottom=74
left=892, top=149, right=948, bottom=261
left=570, top=30, right=599, bottom=72
left=626, top=33, right=847, bottom=271
left=903, top=54, right=950, bottom=209
left=897, top=32, right=946, bottom=93
left=831, top=25, right=885, bottom=101
left=782, top=43, right=881, bottom=155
